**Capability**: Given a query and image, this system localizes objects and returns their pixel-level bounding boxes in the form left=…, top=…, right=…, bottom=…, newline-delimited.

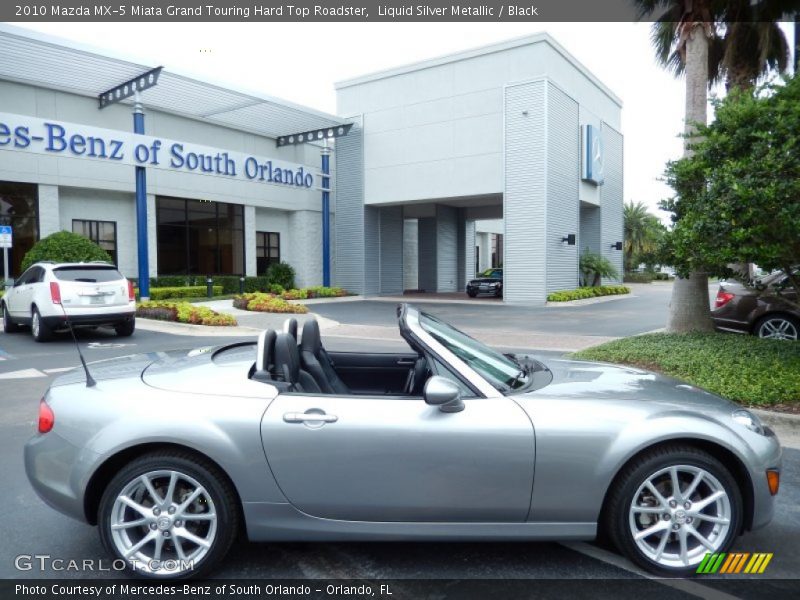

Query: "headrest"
left=256, top=329, right=276, bottom=372
left=283, top=317, right=298, bottom=341
left=300, top=318, right=322, bottom=355
left=273, top=332, right=301, bottom=383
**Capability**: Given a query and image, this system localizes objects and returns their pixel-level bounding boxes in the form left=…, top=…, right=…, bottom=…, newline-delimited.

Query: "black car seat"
left=252, top=329, right=276, bottom=382
left=299, top=319, right=350, bottom=394
left=405, top=356, right=429, bottom=395
left=283, top=317, right=298, bottom=342
left=273, top=332, right=321, bottom=393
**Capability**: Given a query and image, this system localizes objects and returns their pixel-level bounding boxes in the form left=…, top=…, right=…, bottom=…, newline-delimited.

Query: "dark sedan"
left=466, top=268, right=503, bottom=298
left=712, top=270, right=799, bottom=341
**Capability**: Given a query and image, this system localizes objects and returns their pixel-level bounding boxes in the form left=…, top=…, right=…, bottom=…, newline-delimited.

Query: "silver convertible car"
left=25, top=304, right=781, bottom=579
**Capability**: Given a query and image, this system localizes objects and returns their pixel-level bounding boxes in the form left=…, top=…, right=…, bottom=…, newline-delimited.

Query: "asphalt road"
left=0, top=323, right=797, bottom=597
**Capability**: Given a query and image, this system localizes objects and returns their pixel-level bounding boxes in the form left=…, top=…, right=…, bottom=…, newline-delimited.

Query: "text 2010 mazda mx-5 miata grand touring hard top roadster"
left=25, top=304, right=781, bottom=579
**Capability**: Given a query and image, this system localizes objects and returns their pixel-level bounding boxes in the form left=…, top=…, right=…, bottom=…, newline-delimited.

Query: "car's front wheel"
left=31, top=307, right=52, bottom=342
left=755, top=314, right=799, bottom=341
left=467, top=289, right=478, bottom=298
left=606, top=445, right=742, bottom=576
left=98, top=452, right=239, bottom=579
left=2, top=303, right=21, bottom=333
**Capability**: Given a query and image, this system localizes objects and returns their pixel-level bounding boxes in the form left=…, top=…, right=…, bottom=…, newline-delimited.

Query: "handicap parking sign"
left=0, top=226, right=11, bottom=248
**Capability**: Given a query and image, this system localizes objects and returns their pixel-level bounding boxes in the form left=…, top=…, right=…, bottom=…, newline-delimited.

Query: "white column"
left=288, top=210, right=322, bottom=288
left=37, top=185, right=60, bottom=238
left=244, top=205, right=257, bottom=277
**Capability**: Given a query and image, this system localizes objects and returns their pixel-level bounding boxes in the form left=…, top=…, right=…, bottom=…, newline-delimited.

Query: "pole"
left=3, top=247, right=9, bottom=287
left=321, top=142, right=331, bottom=287
left=133, top=92, right=151, bottom=300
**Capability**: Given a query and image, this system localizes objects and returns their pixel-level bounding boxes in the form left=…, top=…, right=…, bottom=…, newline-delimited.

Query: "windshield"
left=419, top=312, right=527, bottom=392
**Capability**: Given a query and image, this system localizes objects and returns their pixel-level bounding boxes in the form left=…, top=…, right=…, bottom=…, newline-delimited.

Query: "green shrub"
left=21, top=231, right=112, bottom=272
left=579, top=249, right=620, bottom=287
left=653, top=272, right=672, bottom=281
left=304, top=286, right=349, bottom=298
left=233, top=293, right=308, bottom=314
left=572, top=333, right=800, bottom=406
left=144, top=286, right=223, bottom=300
left=624, top=272, right=655, bottom=283
left=136, top=300, right=236, bottom=326
left=266, top=262, right=296, bottom=289
left=280, top=288, right=308, bottom=300
left=547, top=285, right=630, bottom=302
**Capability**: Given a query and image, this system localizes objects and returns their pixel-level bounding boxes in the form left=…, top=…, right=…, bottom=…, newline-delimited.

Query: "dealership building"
left=0, top=26, right=622, bottom=304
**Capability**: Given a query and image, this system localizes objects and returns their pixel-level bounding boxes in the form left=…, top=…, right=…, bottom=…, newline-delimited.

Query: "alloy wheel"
left=629, top=465, right=732, bottom=568
left=31, top=311, right=39, bottom=338
left=758, top=317, right=798, bottom=341
left=109, top=470, right=218, bottom=576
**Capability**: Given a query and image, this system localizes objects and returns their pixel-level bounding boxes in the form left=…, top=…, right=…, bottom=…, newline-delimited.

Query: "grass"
left=572, top=332, right=800, bottom=407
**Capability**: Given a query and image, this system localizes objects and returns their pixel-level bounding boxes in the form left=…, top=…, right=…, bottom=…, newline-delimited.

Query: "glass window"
left=256, top=231, right=280, bottom=276
left=72, top=220, right=117, bottom=265
left=53, top=266, right=123, bottom=282
left=0, top=181, right=38, bottom=278
left=419, top=311, right=528, bottom=393
left=156, top=197, right=244, bottom=275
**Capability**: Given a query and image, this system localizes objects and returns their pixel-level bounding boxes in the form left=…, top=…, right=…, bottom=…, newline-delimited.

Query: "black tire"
left=31, top=306, right=52, bottom=342
left=605, top=445, right=743, bottom=577
left=98, top=451, right=239, bottom=579
left=467, top=289, right=478, bottom=298
left=115, top=317, right=135, bottom=337
left=754, top=313, right=799, bottom=341
left=2, top=302, right=21, bottom=333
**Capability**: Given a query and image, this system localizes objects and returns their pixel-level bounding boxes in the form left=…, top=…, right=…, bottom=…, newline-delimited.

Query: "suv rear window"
left=52, top=266, right=123, bottom=283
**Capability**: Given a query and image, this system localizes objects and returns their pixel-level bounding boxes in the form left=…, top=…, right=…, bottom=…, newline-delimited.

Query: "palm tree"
left=624, top=201, right=664, bottom=271
left=634, top=0, right=794, bottom=332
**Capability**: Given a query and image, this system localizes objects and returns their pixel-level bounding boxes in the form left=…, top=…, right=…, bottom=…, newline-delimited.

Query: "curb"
left=752, top=408, right=800, bottom=431
left=545, top=294, right=635, bottom=308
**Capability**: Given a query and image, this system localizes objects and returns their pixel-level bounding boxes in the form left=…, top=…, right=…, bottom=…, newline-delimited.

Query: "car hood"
left=521, top=355, right=736, bottom=413
left=469, top=278, right=502, bottom=284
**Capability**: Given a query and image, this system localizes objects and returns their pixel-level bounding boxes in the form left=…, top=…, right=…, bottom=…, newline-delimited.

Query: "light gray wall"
left=37, top=184, right=59, bottom=238
left=461, top=218, right=476, bottom=288
left=333, top=120, right=365, bottom=293
left=545, top=83, right=580, bottom=293
left=288, top=210, right=323, bottom=288
left=600, top=124, right=624, bottom=284
left=436, top=205, right=458, bottom=292
left=402, top=218, right=419, bottom=291
left=336, top=34, right=620, bottom=207
left=504, top=80, right=548, bottom=303
left=379, top=206, right=404, bottom=294
left=579, top=204, right=602, bottom=265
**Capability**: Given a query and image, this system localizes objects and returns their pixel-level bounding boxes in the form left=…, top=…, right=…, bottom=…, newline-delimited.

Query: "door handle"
left=283, top=411, right=338, bottom=424
left=396, top=359, right=415, bottom=366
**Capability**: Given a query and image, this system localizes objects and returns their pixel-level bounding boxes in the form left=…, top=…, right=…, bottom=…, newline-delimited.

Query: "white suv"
left=1, top=262, right=136, bottom=342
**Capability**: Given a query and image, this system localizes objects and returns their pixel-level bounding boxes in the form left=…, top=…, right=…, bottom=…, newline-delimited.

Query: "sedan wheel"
left=2, top=304, right=21, bottom=333
left=606, top=446, right=741, bottom=576
left=756, top=315, right=799, bottom=341
left=99, top=452, right=238, bottom=579
left=31, top=307, right=52, bottom=342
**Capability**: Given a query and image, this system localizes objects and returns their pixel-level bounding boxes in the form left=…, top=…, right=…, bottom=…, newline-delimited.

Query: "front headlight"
left=732, top=409, right=765, bottom=435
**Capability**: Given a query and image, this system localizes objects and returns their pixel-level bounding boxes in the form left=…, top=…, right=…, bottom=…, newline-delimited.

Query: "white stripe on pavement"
left=0, top=368, right=47, bottom=379
left=42, top=367, right=75, bottom=374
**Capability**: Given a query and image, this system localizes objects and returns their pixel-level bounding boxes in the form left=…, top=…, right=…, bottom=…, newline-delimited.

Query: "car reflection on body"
left=25, top=304, right=781, bottom=578
left=466, top=268, right=503, bottom=298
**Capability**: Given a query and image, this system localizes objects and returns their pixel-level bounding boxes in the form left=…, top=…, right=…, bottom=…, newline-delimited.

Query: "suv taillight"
left=715, top=290, right=735, bottom=308
left=49, top=282, right=62, bottom=304
left=38, top=399, right=54, bottom=433
left=127, top=280, right=135, bottom=302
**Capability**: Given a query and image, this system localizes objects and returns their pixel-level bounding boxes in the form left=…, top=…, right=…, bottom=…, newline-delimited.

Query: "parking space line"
left=561, top=542, right=739, bottom=600
left=0, top=368, right=47, bottom=379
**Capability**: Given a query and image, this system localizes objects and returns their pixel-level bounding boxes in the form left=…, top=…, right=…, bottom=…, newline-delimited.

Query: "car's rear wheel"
left=605, top=445, right=742, bottom=576
left=755, top=314, right=799, bottom=341
left=98, top=452, right=238, bottom=579
left=31, top=307, right=52, bottom=342
left=115, top=317, right=135, bottom=337
left=2, top=303, right=21, bottom=333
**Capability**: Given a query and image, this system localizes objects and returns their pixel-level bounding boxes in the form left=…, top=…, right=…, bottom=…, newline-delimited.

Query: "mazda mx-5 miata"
left=25, top=304, right=781, bottom=578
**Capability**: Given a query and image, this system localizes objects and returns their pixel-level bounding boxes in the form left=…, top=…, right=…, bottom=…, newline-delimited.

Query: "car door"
left=261, top=392, right=534, bottom=522
left=6, top=267, right=38, bottom=319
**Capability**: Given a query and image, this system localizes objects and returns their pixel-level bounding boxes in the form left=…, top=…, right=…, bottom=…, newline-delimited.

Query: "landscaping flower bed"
left=136, top=301, right=237, bottom=326
left=547, top=285, right=630, bottom=302
left=233, top=293, right=308, bottom=314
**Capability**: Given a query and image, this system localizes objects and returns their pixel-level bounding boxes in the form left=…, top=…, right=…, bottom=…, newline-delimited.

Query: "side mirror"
left=423, top=376, right=464, bottom=413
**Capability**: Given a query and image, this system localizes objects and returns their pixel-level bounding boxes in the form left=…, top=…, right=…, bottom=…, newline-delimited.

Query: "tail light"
left=127, top=280, right=135, bottom=302
left=38, top=399, right=54, bottom=433
left=715, top=290, right=735, bottom=308
left=49, top=282, right=62, bottom=304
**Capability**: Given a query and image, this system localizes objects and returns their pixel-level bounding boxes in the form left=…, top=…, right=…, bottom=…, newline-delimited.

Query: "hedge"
left=623, top=272, right=655, bottom=283
left=131, top=276, right=274, bottom=295
left=136, top=301, right=237, bottom=326
left=547, top=285, right=630, bottom=302
left=572, top=333, right=800, bottom=406
left=233, top=293, right=308, bottom=314
left=136, top=286, right=223, bottom=300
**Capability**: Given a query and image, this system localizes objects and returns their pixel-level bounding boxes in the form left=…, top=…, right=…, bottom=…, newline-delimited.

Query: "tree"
left=580, top=250, right=620, bottom=287
left=623, top=201, right=666, bottom=271
left=662, top=76, right=800, bottom=306
left=635, top=0, right=794, bottom=331
left=21, top=231, right=112, bottom=272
